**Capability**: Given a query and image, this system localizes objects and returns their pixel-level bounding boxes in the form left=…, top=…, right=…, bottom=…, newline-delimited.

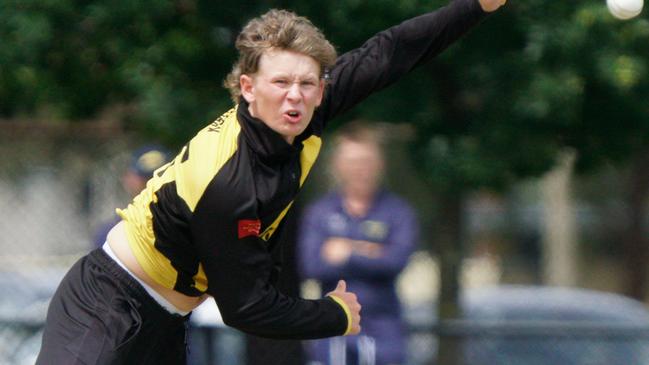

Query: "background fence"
left=0, top=125, right=139, bottom=365
left=8, top=318, right=648, bottom=365
left=0, top=125, right=647, bottom=365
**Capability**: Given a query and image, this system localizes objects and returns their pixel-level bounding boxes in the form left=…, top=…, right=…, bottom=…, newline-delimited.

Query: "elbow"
left=219, top=308, right=243, bottom=329
left=220, top=309, right=258, bottom=333
left=219, top=308, right=285, bottom=339
left=220, top=314, right=247, bottom=330
left=217, top=301, right=255, bottom=330
left=218, top=298, right=272, bottom=333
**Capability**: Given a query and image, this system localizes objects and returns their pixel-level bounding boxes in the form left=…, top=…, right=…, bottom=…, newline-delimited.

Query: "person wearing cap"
left=37, top=1, right=507, bottom=364
left=92, top=145, right=170, bottom=248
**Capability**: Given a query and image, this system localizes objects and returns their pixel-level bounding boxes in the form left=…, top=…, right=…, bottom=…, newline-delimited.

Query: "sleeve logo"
left=238, top=219, right=261, bottom=238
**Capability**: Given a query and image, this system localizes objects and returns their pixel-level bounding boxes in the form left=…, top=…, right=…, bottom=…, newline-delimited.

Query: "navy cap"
left=129, top=145, right=171, bottom=178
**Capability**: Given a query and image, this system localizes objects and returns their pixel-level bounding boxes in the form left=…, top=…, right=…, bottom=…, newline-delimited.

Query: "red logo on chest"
left=238, top=219, right=261, bottom=238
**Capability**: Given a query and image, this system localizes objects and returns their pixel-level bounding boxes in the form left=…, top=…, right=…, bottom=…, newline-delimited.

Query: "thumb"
left=335, top=280, right=346, bottom=292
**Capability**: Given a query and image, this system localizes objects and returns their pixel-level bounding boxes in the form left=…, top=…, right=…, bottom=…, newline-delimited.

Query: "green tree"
left=2, top=1, right=649, bottom=362
left=0, top=0, right=246, bottom=145
left=295, top=1, right=649, bottom=362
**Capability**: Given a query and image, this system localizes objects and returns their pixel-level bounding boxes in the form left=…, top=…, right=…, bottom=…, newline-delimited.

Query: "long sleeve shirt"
left=299, top=190, right=419, bottom=317
left=117, top=0, right=487, bottom=340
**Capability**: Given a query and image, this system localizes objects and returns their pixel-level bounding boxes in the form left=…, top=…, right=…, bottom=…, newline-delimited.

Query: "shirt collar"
left=334, top=188, right=387, bottom=217
left=237, top=100, right=302, bottom=163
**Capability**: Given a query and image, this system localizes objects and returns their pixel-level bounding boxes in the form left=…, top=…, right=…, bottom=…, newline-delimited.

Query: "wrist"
left=326, top=294, right=353, bottom=335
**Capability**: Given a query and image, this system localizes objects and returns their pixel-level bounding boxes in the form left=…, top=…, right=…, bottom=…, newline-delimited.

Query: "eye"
left=300, top=80, right=317, bottom=89
left=273, top=79, right=289, bottom=86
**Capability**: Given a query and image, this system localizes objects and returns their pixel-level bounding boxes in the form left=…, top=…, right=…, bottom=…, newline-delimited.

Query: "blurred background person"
left=92, top=144, right=171, bottom=248
left=299, top=121, right=419, bottom=365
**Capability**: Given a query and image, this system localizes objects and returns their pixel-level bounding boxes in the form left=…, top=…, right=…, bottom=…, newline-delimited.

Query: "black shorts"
left=36, top=248, right=191, bottom=365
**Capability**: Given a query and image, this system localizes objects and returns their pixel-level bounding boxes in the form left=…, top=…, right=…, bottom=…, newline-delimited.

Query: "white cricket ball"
left=607, top=0, right=644, bottom=20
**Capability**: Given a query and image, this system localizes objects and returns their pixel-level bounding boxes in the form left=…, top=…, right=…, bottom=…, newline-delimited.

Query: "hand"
left=327, top=280, right=362, bottom=335
left=352, top=240, right=384, bottom=259
left=322, top=237, right=353, bottom=265
left=478, top=0, right=507, bottom=12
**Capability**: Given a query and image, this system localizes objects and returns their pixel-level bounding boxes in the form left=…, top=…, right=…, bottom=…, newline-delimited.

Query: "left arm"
left=320, top=0, right=501, bottom=121
left=191, top=189, right=350, bottom=339
left=298, top=203, right=353, bottom=282
left=334, top=203, right=419, bottom=279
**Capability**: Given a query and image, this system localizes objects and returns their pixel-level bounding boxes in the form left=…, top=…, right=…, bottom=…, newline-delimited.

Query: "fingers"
left=336, top=279, right=346, bottom=292
left=327, top=280, right=362, bottom=335
left=348, top=299, right=362, bottom=335
left=479, top=0, right=506, bottom=12
left=339, top=291, right=361, bottom=335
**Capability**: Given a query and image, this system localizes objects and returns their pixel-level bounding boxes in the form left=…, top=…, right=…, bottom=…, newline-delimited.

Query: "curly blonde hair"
left=224, top=9, right=337, bottom=104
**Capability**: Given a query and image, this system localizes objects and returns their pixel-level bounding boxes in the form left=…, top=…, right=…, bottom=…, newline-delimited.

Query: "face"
left=333, top=140, right=384, bottom=196
left=240, top=49, right=325, bottom=144
left=121, top=170, right=148, bottom=197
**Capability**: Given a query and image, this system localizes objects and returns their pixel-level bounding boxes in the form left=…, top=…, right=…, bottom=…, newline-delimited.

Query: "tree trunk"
left=435, top=192, right=464, bottom=365
left=541, top=151, right=578, bottom=287
left=624, top=149, right=649, bottom=300
left=427, top=60, right=468, bottom=364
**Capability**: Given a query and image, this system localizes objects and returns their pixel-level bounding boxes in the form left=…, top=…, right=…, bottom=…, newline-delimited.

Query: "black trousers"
left=36, top=248, right=191, bottom=365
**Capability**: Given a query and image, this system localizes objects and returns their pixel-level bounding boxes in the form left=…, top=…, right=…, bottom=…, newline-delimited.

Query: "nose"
left=286, top=82, right=302, bottom=102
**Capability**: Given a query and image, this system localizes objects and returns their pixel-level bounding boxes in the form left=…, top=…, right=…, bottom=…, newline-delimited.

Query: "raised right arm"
left=320, top=0, right=490, bottom=121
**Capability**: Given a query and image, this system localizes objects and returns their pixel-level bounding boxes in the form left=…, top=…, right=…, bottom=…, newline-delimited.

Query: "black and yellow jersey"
left=117, top=0, right=486, bottom=339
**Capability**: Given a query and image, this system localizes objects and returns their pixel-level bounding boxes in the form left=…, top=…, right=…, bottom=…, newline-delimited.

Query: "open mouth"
left=284, top=110, right=302, bottom=122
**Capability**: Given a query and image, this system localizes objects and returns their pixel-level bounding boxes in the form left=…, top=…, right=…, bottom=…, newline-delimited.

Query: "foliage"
left=0, top=0, right=238, bottom=144
left=402, top=1, right=649, bottom=192
left=1, top=0, right=649, bottom=183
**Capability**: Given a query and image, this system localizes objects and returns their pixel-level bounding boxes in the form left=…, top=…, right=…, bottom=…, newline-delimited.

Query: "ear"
left=315, top=78, right=325, bottom=107
left=240, top=74, right=255, bottom=103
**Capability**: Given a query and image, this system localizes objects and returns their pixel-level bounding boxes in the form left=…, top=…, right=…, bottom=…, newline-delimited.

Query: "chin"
left=284, top=124, right=307, bottom=137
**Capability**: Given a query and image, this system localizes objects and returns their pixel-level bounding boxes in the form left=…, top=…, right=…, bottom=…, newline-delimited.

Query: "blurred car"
left=5, top=274, right=649, bottom=365
left=406, top=285, right=649, bottom=365
left=0, top=268, right=66, bottom=365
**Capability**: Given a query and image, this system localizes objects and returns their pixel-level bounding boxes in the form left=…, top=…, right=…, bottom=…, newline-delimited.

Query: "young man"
left=37, top=0, right=507, bottom=363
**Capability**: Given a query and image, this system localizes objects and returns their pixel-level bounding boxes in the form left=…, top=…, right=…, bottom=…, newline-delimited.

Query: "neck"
left=247, top=103, right=295, bottom=144
left=342, top=188, right=376, bottom=217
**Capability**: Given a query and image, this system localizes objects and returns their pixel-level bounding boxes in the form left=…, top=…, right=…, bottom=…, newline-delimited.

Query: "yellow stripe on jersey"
left=117, top=106, right=240, bottom=290
left=327, top=294, right=353, bottom=335
left=175, top=107, right=240, bottom=211
left=299, top=135, right=322, bottom=185
left=194, top=263, right=208, bottom=293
